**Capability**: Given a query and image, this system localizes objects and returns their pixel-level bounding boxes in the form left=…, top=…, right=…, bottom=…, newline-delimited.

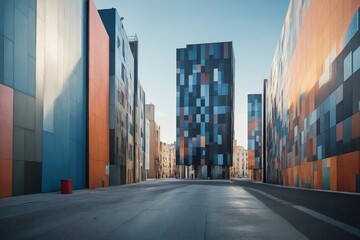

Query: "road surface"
left=0, top=179, right=359, bottom=239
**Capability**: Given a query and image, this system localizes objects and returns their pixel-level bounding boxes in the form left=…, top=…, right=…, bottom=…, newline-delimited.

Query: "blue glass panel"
left=344, top=52, right=352, bottom=81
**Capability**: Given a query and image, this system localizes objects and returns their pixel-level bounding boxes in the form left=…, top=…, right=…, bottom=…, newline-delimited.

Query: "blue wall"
left=39, top=0, right=87, bottom=192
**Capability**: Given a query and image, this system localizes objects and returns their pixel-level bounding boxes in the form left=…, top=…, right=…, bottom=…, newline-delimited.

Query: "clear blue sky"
left=94, top=0, right=290, bottom=148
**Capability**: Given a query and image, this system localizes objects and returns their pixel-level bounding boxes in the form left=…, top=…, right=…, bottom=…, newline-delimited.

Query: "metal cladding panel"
left=0, top=84, right=13, bottom=197
left=39, top=0, right=87, bottom=192
left=266, top=0, right=360, bottom=192
left=88, top=0, right=110, bottom=189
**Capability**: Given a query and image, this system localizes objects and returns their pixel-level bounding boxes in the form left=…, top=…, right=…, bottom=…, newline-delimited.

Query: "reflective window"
left=353, top=46, right=360, bottom=73
left=344, top=52, right=352, bottom=81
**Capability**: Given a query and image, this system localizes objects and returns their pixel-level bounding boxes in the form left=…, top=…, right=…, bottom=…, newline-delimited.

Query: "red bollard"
left=61, top=179, right=73, bottom=194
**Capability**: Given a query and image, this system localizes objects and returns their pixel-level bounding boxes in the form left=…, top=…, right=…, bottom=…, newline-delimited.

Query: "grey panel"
left=14, top=8, right=28, bottom=94
left=13, top=126, right=25, bottom=161
left=14, top=0, right=28, bottom=17
left=4, top=0, right=14, bottom=41
left=12, top=160, right=25, bottom=196
left=35, top=131, right=42, bottom=162
left=4, top=37, right=14, bottom=87
left=24, top=161, right=42, bottom=194
left=25, top=94, right=35, bottom=130
left=13, top=90, right=27, bottom=128
left=27, top=56, right=35, bottom=97
left=14, top=91, right=35, bottom=130
left=35, top=99, right=43, bottom=132
left=24, top=129, right=35, bottom=162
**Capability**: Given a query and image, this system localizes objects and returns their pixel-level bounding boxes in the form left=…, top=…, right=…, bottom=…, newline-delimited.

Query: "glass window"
left=214, top=68, right=218, bottom=82
left=121, top=63, right=125, bottom=80
left=122, top=39, right=125, bottom=59
left=353, top=46, right=360, bottom=73
left=344, top=52, right=352, bottom=81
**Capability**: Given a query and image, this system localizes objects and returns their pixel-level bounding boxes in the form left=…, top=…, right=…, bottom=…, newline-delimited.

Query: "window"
left=344, top=52, right=352, bottom=81
left=353, top=46, right=360, bottom=73
left=122, top=39, right=125, bottom=59
left=121, top=63, right=125, bottom=81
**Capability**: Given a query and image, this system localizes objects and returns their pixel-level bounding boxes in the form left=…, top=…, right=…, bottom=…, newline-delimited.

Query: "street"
left=0, top=179, right=359, bottom=239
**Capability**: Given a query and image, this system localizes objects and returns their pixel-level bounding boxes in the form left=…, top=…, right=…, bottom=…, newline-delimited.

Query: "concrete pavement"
left=0, top=179, right=358, bottom=239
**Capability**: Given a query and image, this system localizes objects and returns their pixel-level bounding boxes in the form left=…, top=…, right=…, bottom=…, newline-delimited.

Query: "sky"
left=94, top=0, right=290, bottom=148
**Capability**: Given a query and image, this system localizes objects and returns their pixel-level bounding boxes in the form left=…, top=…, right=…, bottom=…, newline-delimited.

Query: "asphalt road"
left=0, top=179, right=359, bottom=240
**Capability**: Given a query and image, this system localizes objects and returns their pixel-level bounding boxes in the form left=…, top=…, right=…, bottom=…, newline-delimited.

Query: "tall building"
left=99, top=9, right=135, bottom=185
left=247, top=94, right=262, bottom=181
left=0, top=0, right=112, bottom=197
left=266, top=0, right=360, bottom=192
left=146, top=104, right=160, bottom=178
left=176, top=42, right=235, bottom=179
left=129, top=36, right=145, bottom=183
left=145, top=118, right=150, bottom=177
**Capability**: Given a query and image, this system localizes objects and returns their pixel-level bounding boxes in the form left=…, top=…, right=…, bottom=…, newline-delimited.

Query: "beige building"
left=146, top=104, right=160, bottom=178
left=160, top=142, right=176, bottom=178
left=231, top=142, right=248, bottom=178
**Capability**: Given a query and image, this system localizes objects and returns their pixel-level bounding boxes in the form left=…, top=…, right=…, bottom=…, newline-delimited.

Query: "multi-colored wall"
left=0, top=0, right=41, bottom=196
left=99, top=9, right=136, bottom=185
left=266, top=0, right=360, bottom=192
left=176, top=42, right=234, bottom=179
left=88, top=0, right=110, bottom=189
left=248, top=94, right=262, bottom=181
left=0, top=0, right=144, bottom=198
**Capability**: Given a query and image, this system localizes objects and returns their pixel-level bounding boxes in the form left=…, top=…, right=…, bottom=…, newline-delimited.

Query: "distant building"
left=247, top=94, right=262, bottom=181
left=160, top=142, right=176, bottom=178
left=146, top=104, right=160, bottom=178
left=145, top=119, right=150, bottom=176
left=176, top=42, right=235, bottom=179
left=231, top=141, right=248, bottom=178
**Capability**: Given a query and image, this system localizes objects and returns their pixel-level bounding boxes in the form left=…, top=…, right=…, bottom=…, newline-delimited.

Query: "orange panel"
left=0, top=84, right=13, bottom=197
left=88, top=0, right=110, bottom=189
left=0, top=160, right=12, bottom=198
left=330, top=157, right=337, bottom=191
left=337, top=152, right=360, bottom=192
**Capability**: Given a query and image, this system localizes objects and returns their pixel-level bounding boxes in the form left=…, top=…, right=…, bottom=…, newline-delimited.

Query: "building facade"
left=0, top=0, right=109, bottom=197
left=248, top=94, right=262, bottom=181
left=176, top=42, right=235, bottom=179
left=266, top=0, right=360, bottom=192
left=231, top=143, right=248, bottom=178
left=99, top=9, right=135, bottom=185
left=146, top=104, right=160, bottom=178
left=160, top=142, right=176, bottom=178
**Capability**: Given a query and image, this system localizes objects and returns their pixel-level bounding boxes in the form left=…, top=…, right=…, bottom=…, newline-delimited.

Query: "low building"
left=231, top=142, right=248, bottom=178
left=160, top=142, right=176, bottom=178
left=146, top=104, right=160, bottom=178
